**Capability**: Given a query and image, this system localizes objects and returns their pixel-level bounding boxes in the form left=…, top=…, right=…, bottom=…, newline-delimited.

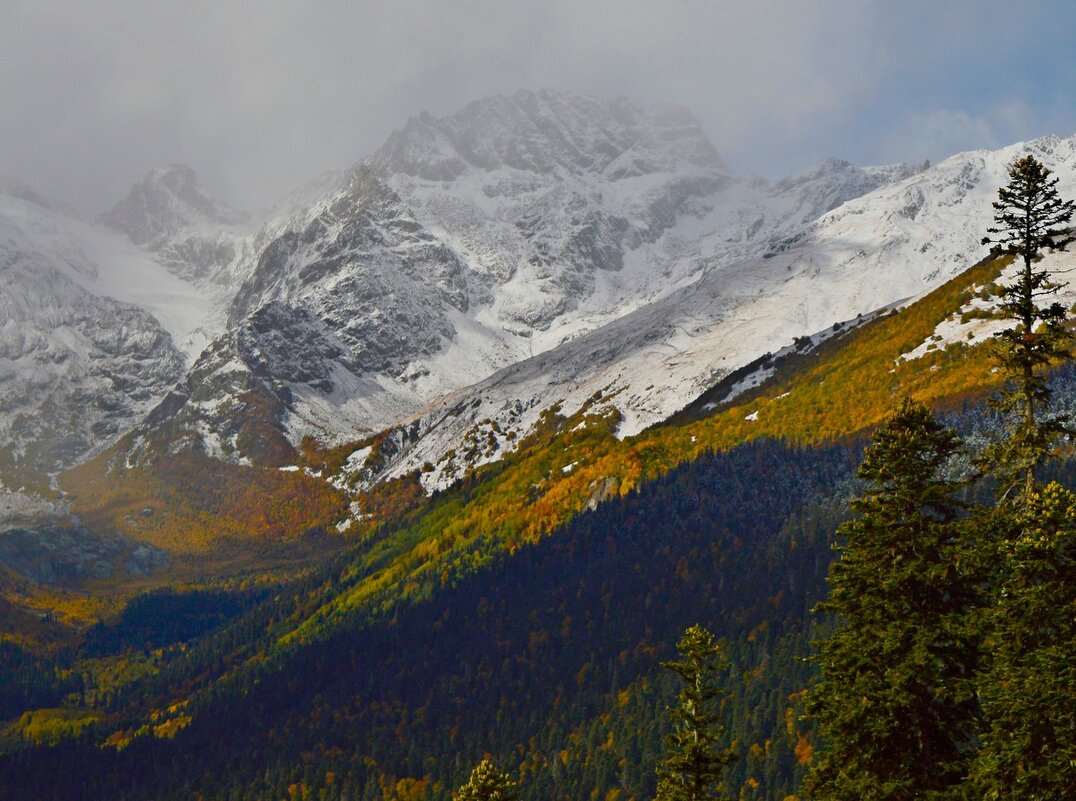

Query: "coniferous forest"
left=0, top=439, right=855, bottom=799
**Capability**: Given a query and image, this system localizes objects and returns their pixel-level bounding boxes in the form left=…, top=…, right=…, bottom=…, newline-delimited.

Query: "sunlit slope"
left=62, top=449, right=347, bottom=556
left=57, top=247, right=1011, bottom=587
left=285, top=252, right=1011, bottom=639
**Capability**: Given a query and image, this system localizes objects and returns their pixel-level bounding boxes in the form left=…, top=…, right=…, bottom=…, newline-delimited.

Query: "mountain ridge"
left=324, top=133, right=1076, bottom=495
left=4, top=91, right=1075, bottom=546
left=107, top=90, right=927, bottom=484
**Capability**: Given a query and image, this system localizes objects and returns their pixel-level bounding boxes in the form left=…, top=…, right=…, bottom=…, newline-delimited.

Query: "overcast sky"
left=3, top=0, right=1075, bottom=216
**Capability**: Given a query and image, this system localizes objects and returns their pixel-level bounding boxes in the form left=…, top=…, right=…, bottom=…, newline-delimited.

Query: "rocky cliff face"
left=100, top=164, right=251, bottom=285
left=228, top=168, right=469, bottom=373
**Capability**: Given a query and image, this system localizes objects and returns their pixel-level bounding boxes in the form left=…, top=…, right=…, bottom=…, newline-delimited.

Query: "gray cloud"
left=2, top=1, right=1075, bottom=216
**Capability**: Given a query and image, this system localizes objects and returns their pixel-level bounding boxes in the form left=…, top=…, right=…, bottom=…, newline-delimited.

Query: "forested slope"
left=0, top=440, right=856, bottom=800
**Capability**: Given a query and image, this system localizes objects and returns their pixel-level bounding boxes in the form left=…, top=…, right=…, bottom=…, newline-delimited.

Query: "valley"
left=2, top=89, right=1075, bottom=800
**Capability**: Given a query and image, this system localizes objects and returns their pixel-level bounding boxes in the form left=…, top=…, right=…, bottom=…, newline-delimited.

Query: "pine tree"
left=971, top=482, right=1076, bottom=800
left=656, top=625, right=737, bottom=801
left=455, top=759, right=520, bottom=801
left=804, top=398, right=976, bottom=801
left=971, top=158, right=1076, bottom=799
left=980, top=154, right=1076, bottom=502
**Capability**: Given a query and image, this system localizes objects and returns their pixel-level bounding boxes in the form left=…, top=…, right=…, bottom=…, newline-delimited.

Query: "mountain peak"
left=145, top=163, right=200, bottom=194
left=0, top=173, right=66, bottom=213
left=370, top=89, right=724, bottom=181
left=100, top=163, right=248, bottom=246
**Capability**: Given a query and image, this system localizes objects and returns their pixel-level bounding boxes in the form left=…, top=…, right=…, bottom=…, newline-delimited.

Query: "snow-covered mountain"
left=336, top=134, right=1076, bottom=492
left=115, top=89, right=924, bottom=471
left=0, top=162, right=279, bottom=493
left=7, top=89, right=1076, bottom=515
left=0, top=190, right=201, bottom=489
left=100, top=164, right=253, bottom=289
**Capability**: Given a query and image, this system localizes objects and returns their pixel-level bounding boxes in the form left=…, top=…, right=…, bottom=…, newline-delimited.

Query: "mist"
left=2, top=0, right=1074, bottom=216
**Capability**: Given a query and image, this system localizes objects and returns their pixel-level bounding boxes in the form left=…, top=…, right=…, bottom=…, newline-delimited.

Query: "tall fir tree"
left=656, top=625, right=737, bottom=801
left=980, top=154, right=1075, bottom=502
left=804, top=398, right=977, bottom=801
left=968, top=156, right=1076, bottom=799
left=455, top=759, right=520, bottom=801
left=971, top=482, right=1076, bottom=800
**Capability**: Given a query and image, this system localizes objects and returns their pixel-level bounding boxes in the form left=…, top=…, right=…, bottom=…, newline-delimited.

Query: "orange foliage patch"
left=62, top=450, right=348, bottom=555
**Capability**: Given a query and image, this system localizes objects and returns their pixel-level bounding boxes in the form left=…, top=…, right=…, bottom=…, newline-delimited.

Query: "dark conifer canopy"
left=805, top=398, right=975, bottom=801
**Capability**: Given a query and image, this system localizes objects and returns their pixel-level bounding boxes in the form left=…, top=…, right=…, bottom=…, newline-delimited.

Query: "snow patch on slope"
left=1, top=193, right=221, bottom=361
left=900, top=247, right=1076, bottom=360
